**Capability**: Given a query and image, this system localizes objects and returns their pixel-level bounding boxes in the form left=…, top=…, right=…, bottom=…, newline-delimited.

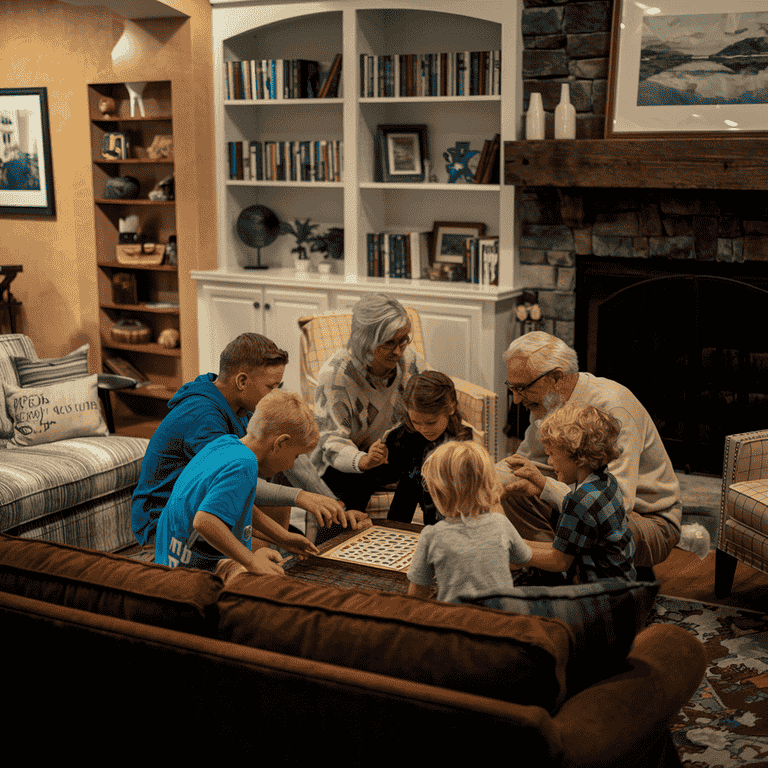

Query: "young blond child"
left=155, top=390, right=325, bottom=574
left=407, top=440, right=531, bottom=603
left=513, top=402, right=636, bottom=583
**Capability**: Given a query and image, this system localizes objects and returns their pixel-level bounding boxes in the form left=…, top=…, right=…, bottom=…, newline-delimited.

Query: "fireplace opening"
left=575, top=257, right=768, bottom=476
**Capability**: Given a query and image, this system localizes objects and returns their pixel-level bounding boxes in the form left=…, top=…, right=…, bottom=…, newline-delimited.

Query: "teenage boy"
left=132, top=333, right=367, bottom=557
left=155, top=390, right=323, bottom=573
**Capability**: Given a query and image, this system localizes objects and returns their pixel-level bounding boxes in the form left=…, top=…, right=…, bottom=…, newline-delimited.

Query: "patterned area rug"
left=650, top=595, right=768, bottom=766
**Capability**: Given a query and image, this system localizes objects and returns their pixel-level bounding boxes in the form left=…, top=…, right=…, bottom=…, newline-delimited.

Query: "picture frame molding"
left=606, top=0, right=768, bottom=138
left=0, top=86, right=56, bottom=216
left=375, top=123, right=428, bottom=183
left=430, top=220, right=486, bottom=265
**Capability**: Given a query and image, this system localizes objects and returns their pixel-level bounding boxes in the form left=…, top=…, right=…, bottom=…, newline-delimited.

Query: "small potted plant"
left=280, top=217, right=318, bottom=272
left=309, top=234, right=332, bottom=274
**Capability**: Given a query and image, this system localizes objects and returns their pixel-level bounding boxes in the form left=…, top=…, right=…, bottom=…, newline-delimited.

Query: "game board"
left=320, top=527, right=421, bottom=572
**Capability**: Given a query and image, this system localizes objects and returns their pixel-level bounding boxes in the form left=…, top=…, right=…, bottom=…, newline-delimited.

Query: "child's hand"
left=358, top=439, right=388, bottom=471
left=279, top=531, right=320, bottom=560
left=339, top=509, right=373, bottom=531
left=245, top=547, right=287, bottom=576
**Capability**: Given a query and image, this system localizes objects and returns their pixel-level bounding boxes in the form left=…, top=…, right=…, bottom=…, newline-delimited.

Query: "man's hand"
left=335, top=508, right=372, bottom=531
left=245, top=547, right=286, bottom=576
left=358, top=439, right=388, bottom=471
left=501, top=455, right=547, bottom=499
left=278, top=531, right=320, bottom=560
left=296, top=490, right=345, bottom=528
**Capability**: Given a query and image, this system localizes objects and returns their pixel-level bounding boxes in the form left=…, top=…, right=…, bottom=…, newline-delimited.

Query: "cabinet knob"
left=264, top=303, right=271, bottom=310
left=253, top=301, right=260, bottom=309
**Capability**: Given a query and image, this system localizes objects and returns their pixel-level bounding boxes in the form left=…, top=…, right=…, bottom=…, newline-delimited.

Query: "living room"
left=2, top=1, right=768, bottom=764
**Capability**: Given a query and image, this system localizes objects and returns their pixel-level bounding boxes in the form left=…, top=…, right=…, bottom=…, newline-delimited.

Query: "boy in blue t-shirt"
left=155, top=390, right=321, bottom=574
left=509, top=402, right=636, bottom=583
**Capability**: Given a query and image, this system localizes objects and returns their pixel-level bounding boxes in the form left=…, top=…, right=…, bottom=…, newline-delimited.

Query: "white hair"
left=503, top=331, right=578, bottom=376
left=347, top=293, right=410, bottom=367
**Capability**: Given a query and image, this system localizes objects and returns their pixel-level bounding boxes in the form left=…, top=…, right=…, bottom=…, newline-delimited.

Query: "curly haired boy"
left=511, top=402, right=637, bottom=583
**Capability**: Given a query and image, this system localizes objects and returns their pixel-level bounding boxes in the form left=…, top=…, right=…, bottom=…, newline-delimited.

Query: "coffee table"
left=283, top=520, right=423, bottom=594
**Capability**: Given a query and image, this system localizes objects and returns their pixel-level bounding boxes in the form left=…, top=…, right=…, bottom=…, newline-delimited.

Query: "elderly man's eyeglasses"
left=505, top=368, right=557, bottom=395
left=380, top=335, right=411, bottom=352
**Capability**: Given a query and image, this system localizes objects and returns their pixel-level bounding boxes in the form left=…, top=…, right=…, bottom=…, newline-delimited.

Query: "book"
left=103, top=356, right=151, bottom=387
left=318, top=53, right=342, bottom=98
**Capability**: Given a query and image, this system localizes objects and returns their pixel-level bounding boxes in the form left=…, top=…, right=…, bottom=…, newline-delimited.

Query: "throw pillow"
left=12, top=343, right=89, bottom=387
left=461, top=579, right=660, bottom=695
left=3, top=374, right=108, bottom=447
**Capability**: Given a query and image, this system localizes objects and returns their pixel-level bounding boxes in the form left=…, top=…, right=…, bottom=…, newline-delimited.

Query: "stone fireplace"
left=515, top=185, right=768, bottom=475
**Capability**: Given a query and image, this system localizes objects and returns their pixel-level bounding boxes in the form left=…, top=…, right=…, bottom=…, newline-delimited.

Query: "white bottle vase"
left=554, top=83, right=576, bottom=139
left=525, top=92, right=545, bottom=140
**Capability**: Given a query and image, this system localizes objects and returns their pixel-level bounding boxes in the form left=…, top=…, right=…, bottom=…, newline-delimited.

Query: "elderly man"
left=496, top=331, right=682, bottom=572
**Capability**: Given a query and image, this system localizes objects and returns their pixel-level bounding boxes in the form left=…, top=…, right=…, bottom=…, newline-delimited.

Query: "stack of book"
left=225, top=56, right=342, bottom=100
left=359, top=50, right=501, bottom=98
left=366, top=231, right=430, bottom=279
left=462, top=237, right=499, bottom=286
left=472, top=134, right=501, bottom=184
left=228, top=140, right=343, bottom=182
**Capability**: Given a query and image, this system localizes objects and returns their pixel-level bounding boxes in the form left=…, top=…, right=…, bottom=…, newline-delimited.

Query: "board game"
left=320, top=527, right=421, bottom=572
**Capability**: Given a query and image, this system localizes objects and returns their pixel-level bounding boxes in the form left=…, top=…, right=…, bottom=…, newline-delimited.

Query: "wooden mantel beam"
left=504, top=138, right=768, bottom=191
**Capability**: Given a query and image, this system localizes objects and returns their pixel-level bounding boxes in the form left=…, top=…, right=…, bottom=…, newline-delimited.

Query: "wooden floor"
left=655, top=547, right=768, bottom=612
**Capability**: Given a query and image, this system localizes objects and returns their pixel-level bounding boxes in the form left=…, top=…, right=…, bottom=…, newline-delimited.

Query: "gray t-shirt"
left=407, top=512, right=532, bottom=604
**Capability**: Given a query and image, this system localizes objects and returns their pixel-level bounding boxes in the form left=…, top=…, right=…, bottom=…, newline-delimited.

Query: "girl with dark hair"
left=386, top=371, right=473, bottom=526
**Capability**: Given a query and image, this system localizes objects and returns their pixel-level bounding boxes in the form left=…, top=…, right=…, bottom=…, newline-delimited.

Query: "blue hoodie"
left=130, top=373, right=251, bottom=546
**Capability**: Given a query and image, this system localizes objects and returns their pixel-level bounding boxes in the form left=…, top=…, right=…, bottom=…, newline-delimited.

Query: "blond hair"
left=247, top=390, right=319, bottom=450
left=538, top=402, right=621, bottom=471
left=421, top=440, right=501, bottom=519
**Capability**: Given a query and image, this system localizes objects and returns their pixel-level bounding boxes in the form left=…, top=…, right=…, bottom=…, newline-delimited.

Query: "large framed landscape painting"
left=0, top=87, right=56, bottom=215
left=606, top=1, right=768, bottom=136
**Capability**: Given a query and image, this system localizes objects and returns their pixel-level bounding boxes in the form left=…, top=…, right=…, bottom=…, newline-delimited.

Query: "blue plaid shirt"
left=552, top=467, right=636, bottom=583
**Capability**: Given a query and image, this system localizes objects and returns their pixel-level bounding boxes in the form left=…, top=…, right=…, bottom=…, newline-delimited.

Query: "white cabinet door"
left=198, top=283, right=263, bottom=375
left=263, top=288, right=329, bottom=394
left=402, top=298, right=483, bottom=384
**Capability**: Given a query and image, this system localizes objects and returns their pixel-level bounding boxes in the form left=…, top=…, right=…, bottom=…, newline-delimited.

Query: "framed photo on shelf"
left=375, top=124, right=428, bottom=183
left=0, top=87, right=56, bottom=215
left=606, top=1, right=768, bottom=137
left=431, top=221, right=486, bottom=264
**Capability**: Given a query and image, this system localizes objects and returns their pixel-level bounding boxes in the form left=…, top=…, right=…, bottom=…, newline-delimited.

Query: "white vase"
left=525, top=92, right=545, bottom=140
left=318, top=261, right=332, bottom=274
left=294, top=258, right=310, bottom=272
left=554, top=83, right=576, bottom=140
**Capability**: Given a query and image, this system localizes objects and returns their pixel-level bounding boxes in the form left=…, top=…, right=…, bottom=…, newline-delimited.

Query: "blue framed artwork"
left=0, top=87, right=56, bottom=216
left=606, top=1, right=768, bottom=136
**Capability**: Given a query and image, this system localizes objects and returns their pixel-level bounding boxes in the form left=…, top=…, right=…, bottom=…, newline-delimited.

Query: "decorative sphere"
left=104, top=176, right=140, bottom=200
left=236, top=205, right=280, bottom=249
left=99, top=97, right=116, bottom=116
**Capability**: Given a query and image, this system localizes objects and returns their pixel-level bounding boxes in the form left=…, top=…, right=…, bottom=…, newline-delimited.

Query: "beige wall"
left=1, top=0, right=216, bottom=381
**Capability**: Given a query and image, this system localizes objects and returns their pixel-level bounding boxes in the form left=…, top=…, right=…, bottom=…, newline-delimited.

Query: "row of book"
left=462, top=237, right=499, bottom=286
left=225, top=55, right=342, bottom=100
left=227, top=140, right=343, bottom=183
left=472, top=134, right=501, bottom=185
left=360, top=51, right=501, bottom=98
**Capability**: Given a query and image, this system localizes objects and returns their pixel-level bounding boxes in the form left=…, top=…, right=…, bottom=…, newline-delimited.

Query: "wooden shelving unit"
left=89, top=80, right=183, bottom=430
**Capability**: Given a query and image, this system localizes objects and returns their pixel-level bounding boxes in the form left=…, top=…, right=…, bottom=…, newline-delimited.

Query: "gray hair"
left=503, top=331, right=579, bottom=376
left=347, top=293, right=410, bottom=367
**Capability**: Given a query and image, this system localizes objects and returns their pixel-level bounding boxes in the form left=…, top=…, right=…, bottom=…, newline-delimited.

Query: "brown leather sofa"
left=1, top=533, right=704, bottom=765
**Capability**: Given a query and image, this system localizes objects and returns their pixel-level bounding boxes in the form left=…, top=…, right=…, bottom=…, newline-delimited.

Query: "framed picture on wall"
left=375, top=124, right=428, bottom=182
left=606, top=1, right=768, bottom=137
left=0, top=87, right=56, bottom=215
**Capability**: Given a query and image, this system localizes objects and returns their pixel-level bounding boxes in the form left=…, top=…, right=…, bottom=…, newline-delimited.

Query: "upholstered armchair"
left=715, top=430, right=768, bottom=598
left=297, top=308, right=498, bottom=518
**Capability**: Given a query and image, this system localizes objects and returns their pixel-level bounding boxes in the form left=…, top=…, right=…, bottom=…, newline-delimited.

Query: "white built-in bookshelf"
left=196, top=1, right=523, bottom=456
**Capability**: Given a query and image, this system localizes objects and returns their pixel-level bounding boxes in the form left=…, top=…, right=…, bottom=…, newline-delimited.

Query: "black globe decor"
left=235, top=204, right=280, bottom=269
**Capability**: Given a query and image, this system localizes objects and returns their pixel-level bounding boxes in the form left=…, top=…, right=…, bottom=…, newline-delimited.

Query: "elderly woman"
left=311, top=293, right=428, bottom=513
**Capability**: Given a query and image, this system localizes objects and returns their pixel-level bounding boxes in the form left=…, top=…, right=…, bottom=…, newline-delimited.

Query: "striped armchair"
left=0, top=334, right=148, bottom=552
left=298, top=309, right=498, bottom=518
left=715, top=430, right=768, bottom=597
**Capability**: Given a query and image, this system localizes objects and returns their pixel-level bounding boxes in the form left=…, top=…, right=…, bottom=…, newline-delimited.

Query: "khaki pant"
left=501, top=493, right=681, bottom=569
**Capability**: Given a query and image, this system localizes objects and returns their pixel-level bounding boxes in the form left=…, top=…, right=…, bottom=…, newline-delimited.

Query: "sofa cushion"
left=461, top=579, right=659, bottom=695
left=4, top=375, right=108, bottom=447
left=0, top=533, right=222, bottom=636
left=217, top=575, right=574, bottom=712
left=12, top=343, right=89, bottom=387
left=0, top=435, right=147, bottom=530
left=0, top=333, right=37, bottom=441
